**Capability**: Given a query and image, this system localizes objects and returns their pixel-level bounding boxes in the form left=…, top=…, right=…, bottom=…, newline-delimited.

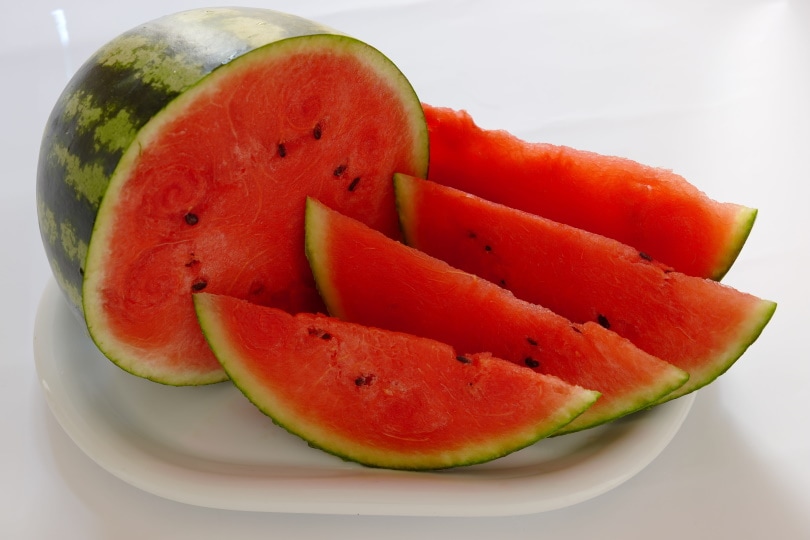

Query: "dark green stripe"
left=36, top=26, right=202, bottom=311
left=47, top=59, right=185, bottom=202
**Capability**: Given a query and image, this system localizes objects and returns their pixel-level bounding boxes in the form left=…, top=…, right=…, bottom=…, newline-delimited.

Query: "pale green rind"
left=107, top=359, right=228, bottom=387
left=193, top=292, right=601, bottom=470
left=303, top=198, right=346, bottom=319
left=393, top=172, right=419, bottom=246
left=712, top=206, right=758, bottom=281
left=653, top=297, right=777, bottom=405
left=554, top=359, right=689, bottom=435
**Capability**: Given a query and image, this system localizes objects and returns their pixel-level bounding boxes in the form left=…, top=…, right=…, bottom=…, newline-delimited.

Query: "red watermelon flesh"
left=422, top=103, right=756, bottom=281
left=82, top=39, right=427, bottom=384
left=395, top=174, right=777, bottom=402
left=305, top=198, right=689, bottom=434
left=192, top=293, right=599, bottom=469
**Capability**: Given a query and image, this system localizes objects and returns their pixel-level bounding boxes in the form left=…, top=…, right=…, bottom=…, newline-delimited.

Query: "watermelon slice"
left=394, top=174, right=777, bottom=402
left=305, top=198, right=689, bottom=434
left=422, top=103, right=756, bottom=280
left=192, top=293, right=599, bottom=470
left=36, top=8, right=428, bottom=384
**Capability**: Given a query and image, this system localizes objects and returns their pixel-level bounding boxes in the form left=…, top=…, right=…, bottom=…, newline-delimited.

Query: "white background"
left=3, top=0, right=808, bottom=538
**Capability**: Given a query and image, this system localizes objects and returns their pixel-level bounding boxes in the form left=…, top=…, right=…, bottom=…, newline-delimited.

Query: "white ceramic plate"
left=33, top=279, right=694, bottom=516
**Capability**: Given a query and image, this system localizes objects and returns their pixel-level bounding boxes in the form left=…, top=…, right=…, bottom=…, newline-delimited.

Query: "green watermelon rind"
left=304, top=198, right=345, bottom=318
left=192, top=293, right=601, bottom=470
left=652, top=297, right=776, bottom=405
left=711, top=206, right=758, bottom=281
left=553, top=348, right=689, bottom=435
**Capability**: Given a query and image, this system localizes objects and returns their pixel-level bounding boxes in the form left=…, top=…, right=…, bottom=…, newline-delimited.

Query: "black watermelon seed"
left=307, top=327, right=332, bottom=340
left=639, top=251, right=653, bottom=261
left=597, top=314, right=611, bottom=329
left=347, top=177, right=361, bottom=192
left=571, top=325, right=582, bottom=334
left=456, top=355, right=472, bottom=364
left=184, top=213, right=199, bottom=225
left=249, top=282, right=264, bottom=295
left=526, top=337, right=538, bottom=346
left=191, top=280, right=208, bottom=291
left=333, top=164, right=347, bottom=177
left=355, top=374, right=374, bottom=386
left=524, top=357, right=540, bottom=369
left=277, top=143, right=287, bottom=158
left=484, top=245, right=492, bottom=252
left=313, top=123, right=322, bottom=140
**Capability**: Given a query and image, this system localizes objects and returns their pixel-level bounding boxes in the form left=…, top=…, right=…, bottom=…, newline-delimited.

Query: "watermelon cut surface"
left=305, top=198, right=689, bottom=434
left=36, top=8, right=428, bottom=384
left=395, top=174, right=777, bottom=402
left=422, top=104, right=756, bottom=280
left=192, top=293, right=599, bottom=470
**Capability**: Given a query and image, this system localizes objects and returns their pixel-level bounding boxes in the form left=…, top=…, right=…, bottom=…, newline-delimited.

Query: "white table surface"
left=3, top=0, right=808, bottom=538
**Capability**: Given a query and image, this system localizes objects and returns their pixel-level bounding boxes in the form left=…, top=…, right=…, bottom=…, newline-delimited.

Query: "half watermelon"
left=36, top=8, right=428, bottom=384
left=422, top=103, right=757, bottom=280
left=193, top=292, right=599, bottom=470
left=305, top=198, right=689, bottom=434
left=394, top=174, right=777, bottom=402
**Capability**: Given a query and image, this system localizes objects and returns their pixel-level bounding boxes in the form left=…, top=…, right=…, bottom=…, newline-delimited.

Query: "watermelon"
left=422, top=104, right=756, bottom=280
left=35, top=8, right=428, bottom=384
left=394, top=174, right=777, bottom=402
left=192, top=292, right=599, bottom=469
left=305, top=198, right=689, bottom=434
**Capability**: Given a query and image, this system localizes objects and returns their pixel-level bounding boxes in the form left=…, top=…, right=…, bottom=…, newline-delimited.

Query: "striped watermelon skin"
left=36, top=8, right=343, bottom=316
left=36, top=8, right=428, bottom=384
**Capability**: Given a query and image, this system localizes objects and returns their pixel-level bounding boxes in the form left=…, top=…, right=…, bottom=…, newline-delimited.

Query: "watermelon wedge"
left=394, top=174, right=777, bottom=402
left=36, top=8, right=428, bottom=384
left=192, top=293, right=599, bottom=470
left=422, top=103, right=757, bottom=280
left=305, top=198, right=689, bottom=434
